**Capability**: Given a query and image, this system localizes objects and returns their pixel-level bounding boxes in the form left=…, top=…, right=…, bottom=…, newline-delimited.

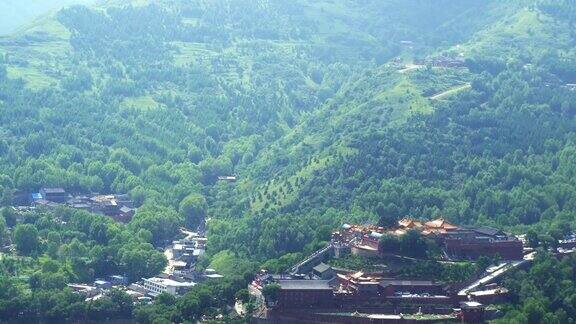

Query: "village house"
left=90, top=195, right=119, bottom=215
left=460, top=301, right=486, bottom=323
left=67, top=195, right=92, bottom=211
left=312, top=263, right=336, bottom=280
left=67, top=284, right=101, bottom=299
left=117, top=206, right=135, bottom=222
left=109, top=275, right=128, bottom=286
left=142, top=277, right=195, bottom=297
left=24, top=189, right=137, bottom=223
left=94, top=279, right=112, bottom=290
left=559, top=233, right=576, bottom=249
left=39, top=187, right=69, bottom=203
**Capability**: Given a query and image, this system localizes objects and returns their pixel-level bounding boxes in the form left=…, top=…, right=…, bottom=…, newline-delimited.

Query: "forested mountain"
left=211, top=0, right=576, bottom=257
left=1, top=0, right=576, bottom=322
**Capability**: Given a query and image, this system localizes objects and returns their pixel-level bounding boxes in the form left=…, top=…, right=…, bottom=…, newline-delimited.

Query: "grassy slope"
left=245, top=66, right=435, bottom=212
left=0, top=0, right=517, bottom=92
left=461, top=7, right=572, bottom=58
left=0, top=11, right=72, bottom=90
left=0, top=1, right=361, bottom=95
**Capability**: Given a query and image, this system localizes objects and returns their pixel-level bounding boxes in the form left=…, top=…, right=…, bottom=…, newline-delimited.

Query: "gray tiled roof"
left=313, top=263, right=332, bottom=273
left=278, top=280, right=332, bottom=290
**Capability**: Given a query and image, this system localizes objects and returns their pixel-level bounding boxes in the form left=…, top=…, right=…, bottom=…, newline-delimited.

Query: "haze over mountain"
left=0, top=0, right=94, bottom=35
left=0, top=0, right=576, bottom=322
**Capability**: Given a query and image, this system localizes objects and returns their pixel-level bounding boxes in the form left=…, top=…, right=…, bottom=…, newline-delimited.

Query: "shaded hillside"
left=1, top=0, right=572, bottom=266
left=0, top=0, right=518, bottom=202
left=207, top=1, right=576, bottom=261
left=2, top=0, right=571, bottom=262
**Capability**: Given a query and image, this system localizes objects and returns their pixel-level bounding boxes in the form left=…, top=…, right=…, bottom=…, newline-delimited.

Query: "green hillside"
left=230, top=0, right=576, bottom=235
left=1, top=0, right=576, bottom=322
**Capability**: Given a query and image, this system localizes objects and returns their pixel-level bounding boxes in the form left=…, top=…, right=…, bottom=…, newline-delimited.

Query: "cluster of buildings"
left=164, top=230, right=213, bottom=279
left=133, top=267, right=221, bottom=298
left=334, top=218, right=524, bottom=261
left=256, top=260, right=512, bottom=306
left=68, top=274, right=197, bottom=303
left=559, top=233, right=576, bottom=249
left=251, top=266, right=501, bottom=323
left=24, top=187, right=136, bottom=222
left=250, top=218, right=530, bottom=323
left=67, top=275, right=148, bottom=303
left=124, top=269, right=220, bottom=300
left=130, top=230, right=222, bottom=298
left=68, top=231, right=222, bottom=303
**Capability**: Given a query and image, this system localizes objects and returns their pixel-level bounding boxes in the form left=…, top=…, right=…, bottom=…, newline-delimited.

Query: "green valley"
left=0, top=0, right=576, bottom=322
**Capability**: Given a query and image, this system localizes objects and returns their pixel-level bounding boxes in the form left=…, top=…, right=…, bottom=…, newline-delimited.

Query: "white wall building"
left=143, top=277, right=195, bottom=296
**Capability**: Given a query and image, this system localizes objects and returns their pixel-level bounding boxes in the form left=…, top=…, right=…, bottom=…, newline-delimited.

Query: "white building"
left=143, top=277, right=195, bottom=296
left=203, top=268, right=224, bottom=280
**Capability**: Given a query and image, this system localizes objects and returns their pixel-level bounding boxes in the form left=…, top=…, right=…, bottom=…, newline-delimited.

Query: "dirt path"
left=163, top=247, right=174, bottom=274
left=429, top=83, right=471, bottom=100
left=398, top=64, right=424, bottom=74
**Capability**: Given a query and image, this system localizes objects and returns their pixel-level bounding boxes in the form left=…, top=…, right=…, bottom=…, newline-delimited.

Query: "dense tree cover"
left=179, top=193, right=207, bottom=229
left=208, top=61, right=576, bottom=264
left=396, top=260, right=477, bottom=283
left=13, top=224, right=39, bottom=256
left=2, top=0, right=472, bottom=244
left=537, top=0, right=576, bottom=24
left=378, top=230, right=429, bottom=258
left=0, top=0, right=575, bottom=322
left=328, top=255, right=385, bottom=273
left=0, top=0, right=536, bottom=262
left=0, top=206, right=166, bottom=321
left=305, top=66, right=576, bottom=226
left=496, top=251, right=576, bottom=323
left=0, top=216, right=6, bottom=245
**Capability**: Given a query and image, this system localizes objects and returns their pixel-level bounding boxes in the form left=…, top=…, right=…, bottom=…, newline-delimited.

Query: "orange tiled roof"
left=424, top=218, right=457, bottom=230
left=393, top=229, right=407, bottom=236
left=398, top=218, right=423, bottom=229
